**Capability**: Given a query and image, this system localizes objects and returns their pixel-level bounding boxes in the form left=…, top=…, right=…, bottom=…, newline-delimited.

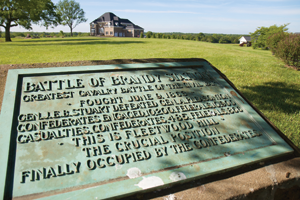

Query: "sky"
left=10, top=0, right=300, bottom=35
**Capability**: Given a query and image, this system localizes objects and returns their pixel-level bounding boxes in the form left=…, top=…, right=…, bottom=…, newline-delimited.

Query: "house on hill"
left=90, top=12, right=144, bottom=37
left=239, top=36, right=252, bottom=46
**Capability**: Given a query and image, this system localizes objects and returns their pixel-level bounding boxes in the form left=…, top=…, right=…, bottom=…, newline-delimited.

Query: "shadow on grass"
left=241, top=82, right=300, bottom=114
left=13, top=38, right=145, bottom=46
left=17, top=38, right=104, bottom=43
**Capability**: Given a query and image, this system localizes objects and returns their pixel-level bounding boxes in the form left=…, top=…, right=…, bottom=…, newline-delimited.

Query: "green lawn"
left=0, top=37, right=299, bottom=148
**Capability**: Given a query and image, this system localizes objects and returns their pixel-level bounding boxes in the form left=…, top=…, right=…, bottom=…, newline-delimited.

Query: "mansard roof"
left=92, top=12, right=117, bottom=23
left=91, top=12, right=143, bottom=30
left=125, top=24, right=144, bottom=30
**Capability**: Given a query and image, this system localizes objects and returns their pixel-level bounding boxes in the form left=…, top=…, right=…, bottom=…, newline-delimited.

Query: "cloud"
left=140, top=2, right=218, bottom=9
left=232, top=8, right=300, bottom=15
left=199, top=16, right=274, bottom=24
left=114, top=9, right=198, bottom=14
left=252, top=0, right=293, bottom=2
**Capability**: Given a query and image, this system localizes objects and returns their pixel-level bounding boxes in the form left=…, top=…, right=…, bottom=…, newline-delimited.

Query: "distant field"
left=0, top=37, right=299, bottom=148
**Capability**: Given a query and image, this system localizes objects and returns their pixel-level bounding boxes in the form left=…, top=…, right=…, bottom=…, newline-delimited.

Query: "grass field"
left=0, top=37, right=299, bottom=148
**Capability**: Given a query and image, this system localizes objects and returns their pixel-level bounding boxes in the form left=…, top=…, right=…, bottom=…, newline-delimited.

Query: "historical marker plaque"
left=0, top=60, right=294, bottom=199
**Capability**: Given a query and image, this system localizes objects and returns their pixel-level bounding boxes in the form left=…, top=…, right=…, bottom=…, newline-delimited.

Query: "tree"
left=219, top=36, right=231, bottom=44
left=39, top=32, right=46, bottom=37
left=0, top=0, right=58, bottom=42
left=185, top=35, right=191, bottom=40
left=212, top=34, right=221, bottom=43
left=56, top=0, right=87, bottom=37
left=198, top=32, right=205, bottom=40
left=140, top=32, right=144, bottom=38
left=146, top=31, right=152, bottom=38
left=206, top=35, right=218, bottom=43
left=250, top=24, right=289, bottom=49
left=201, top=36, right=207, bottom=42
left=230, top=35, right=240, bottom=44
left=59, top=30, right=65, bottom=37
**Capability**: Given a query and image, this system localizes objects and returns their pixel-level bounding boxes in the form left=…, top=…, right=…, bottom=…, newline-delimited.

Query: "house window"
left=106, top=31, right=108, bottom=35
left=110, top=31, right=113, bottom=35
left=91, top=23, right=94, bottom=28
left=91, top=29, right=95, bottom=33
left=115, top=22, right=118, bottom=26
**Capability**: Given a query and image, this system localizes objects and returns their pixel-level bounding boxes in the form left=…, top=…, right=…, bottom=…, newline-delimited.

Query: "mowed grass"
left=0, top=37, right=299, bottom=148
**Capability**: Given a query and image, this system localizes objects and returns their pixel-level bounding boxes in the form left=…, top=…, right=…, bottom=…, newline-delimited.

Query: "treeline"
left=141, top=32, right=243, bottom=44
left=0, top=31, right=90, bottom=38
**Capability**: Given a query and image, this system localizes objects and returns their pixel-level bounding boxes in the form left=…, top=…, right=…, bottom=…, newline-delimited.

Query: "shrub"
left=275, top=34, right=300, bottom=68
left=266, top=32, right=288, bottom=54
